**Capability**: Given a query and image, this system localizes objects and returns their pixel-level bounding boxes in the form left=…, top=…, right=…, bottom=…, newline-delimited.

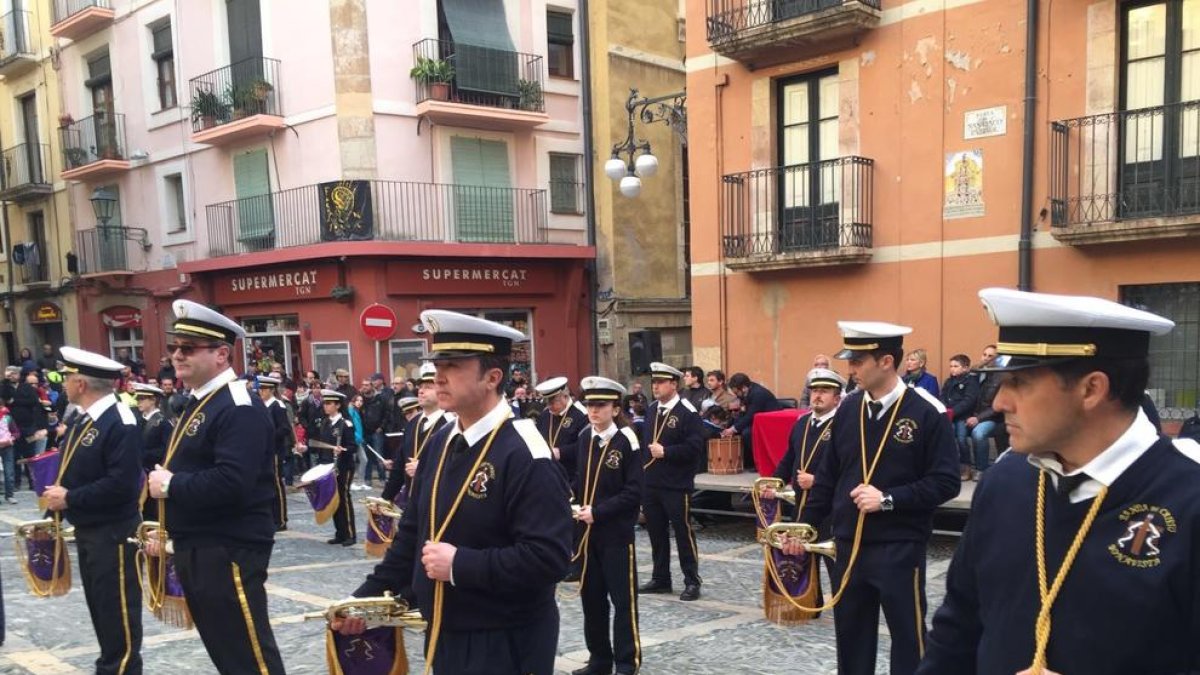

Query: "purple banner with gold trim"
left=326, top=626, right=409, bottom=675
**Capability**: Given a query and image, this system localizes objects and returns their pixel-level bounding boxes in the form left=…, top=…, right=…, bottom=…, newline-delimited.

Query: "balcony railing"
left=721, top=157, right=873, bottom=265
left=52, top=0, right=111, bottom=24
left=205, top=180, right=550, bottom=257
left=188, top=57, right=282, bottom=133
left=0, top=143, right=50, bottom=200
left=1051, top=101, right=1200, bottom=229
left=60, top=113, right=128, bottom=169
left=76, top=226, right=145, bottom=275
left=412, top=39, right=545, bottom=113
left=706, top=0, right=881, bottom=60
left=0, top=10, right=37, bottom=63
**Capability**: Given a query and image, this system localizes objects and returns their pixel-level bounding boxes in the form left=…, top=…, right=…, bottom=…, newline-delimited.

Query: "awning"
left=441, top=0, right=519, bottom=97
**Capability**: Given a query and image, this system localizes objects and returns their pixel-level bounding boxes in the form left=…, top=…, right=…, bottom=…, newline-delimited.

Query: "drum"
left=299, top=463, right=340, bottom=525
left=707, top=436, right=743, bottom=475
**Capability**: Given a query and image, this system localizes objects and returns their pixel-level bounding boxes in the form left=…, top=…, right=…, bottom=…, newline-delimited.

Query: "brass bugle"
left=362, top=497, right=403, bottom=520
left=570, top=503, right=583, bottom=519
left=740, top=477, right=797, bottom=505
left=126, top=521, right=174, bottom=555
left=303, top=591, right=427, bottom=629
left=760, top=522, right=837, bottom=561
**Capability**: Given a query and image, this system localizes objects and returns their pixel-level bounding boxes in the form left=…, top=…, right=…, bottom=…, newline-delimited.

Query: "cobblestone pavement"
left=0, top=489, right=958, bottom=674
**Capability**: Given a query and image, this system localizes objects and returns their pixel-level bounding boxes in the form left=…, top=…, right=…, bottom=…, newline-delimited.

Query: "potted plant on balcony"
left=226, top=84, right=252, bottom=119
left=409, top=57, right=455, bottom=102
left=191, top=88, right=229, bottom=130
left=58, top=113, right=74, bottom=128
left=517, top=79, right=543, bottom=111
left=64, top=147, right=89, bottom=168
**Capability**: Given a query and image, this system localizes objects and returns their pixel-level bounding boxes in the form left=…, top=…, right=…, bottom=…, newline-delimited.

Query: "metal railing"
left=1, top=143, right=49, bottom=191
left=52, top=0, right=111, bottom=24
left=188, top=57, right=282, bottom=133
left=17, top=258, right=47, bottom=284
left=76, top=226, right=143, bottom=274
left=60, top=113, right=127, bottom=169
left=549, top=181, right=586, bottom=215
left=1051, top=101, right=1200, bottom=226
left=706, top=0, right=880, bottom=44
left=0, top=11, right=36, bottom=61
left=721, top=157, right=873, bottom=257
left=412, top=39, right=545, bottom=113
left=205, top=180, right=550, bottom=257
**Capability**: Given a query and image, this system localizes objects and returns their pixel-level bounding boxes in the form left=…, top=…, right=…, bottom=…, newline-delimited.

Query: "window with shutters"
left=150, top=21, right=176, bottom=110
left=233, top=149, right=275, bottom=248
left=450, top=136, right=514, bottom=242
left=547, top=10, right=574, bottom=78
left=549, top=153, right=582, bottom=214
left=165, top=173, right=187, bottom=234
left=1121, top=282, right=1200, bottom=420
left=777, top=69, right=840, bottom=251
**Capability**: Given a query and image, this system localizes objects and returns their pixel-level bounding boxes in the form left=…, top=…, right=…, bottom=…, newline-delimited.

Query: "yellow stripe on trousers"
left=117, top=544, right=132, bottom=675
left=232, top=562, right=271, bottom=675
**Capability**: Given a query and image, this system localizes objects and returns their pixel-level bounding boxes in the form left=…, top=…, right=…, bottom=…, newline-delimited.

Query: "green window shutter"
left=442, top=0, right=519, bottom=99
left=451, top=137, right=514, bottom=243
left=233, top=149, right=274, bottom=243
left=548, top=11, right=574, bottom=44
left=549, top=154, right=579, bottom=213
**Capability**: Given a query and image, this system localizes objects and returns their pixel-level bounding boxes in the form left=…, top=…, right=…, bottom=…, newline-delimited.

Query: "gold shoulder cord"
left=1028, top=470, right=1107, bottom=672
left=547, top=412, right=564, bottom=450
left=569, top=433, right=609, bottom=596
left=423, top=411, right=510, bottom=675
left=412, top=418, right=435, bottom=461
left=642, top=404, right=672, bottom=471
left=765, top=389, right=905, bottom=613
left=794, top=415, right=833, bottom=518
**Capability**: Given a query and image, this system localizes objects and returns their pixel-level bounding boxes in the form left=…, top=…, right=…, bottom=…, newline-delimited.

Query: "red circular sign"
left=359, top=304, right=398, bottom=341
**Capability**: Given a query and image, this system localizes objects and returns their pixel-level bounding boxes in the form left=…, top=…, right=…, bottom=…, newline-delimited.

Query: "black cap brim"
left=835, top=348, right=870, bottom=360
left=976, top=354, right=1081, bottom=372
left=421, top=350, right=486, bottom=361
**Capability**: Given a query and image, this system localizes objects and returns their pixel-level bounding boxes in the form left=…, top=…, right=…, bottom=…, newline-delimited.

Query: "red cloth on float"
left=751, top=408, right=805, bottom=477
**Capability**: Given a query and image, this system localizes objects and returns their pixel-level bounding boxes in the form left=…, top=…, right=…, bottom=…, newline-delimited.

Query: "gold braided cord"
left=424, top=414, right=509, bottom=675
left=1028, top=471, right=1107, bottom=673
left=794, top=415, right=833, bottom=518
left=547, top=411, right=564, bottom=450
left=761, top=389, right=906, bottom=614
left=642, top=405, right=672, bottom=471
left=570, top=433, right=610, bottom=596
left=412, top=417, right=436, bottom=461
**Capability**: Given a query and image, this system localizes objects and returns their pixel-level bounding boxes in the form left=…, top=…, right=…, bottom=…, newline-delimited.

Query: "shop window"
left=1121, top=282, right=1200, bottom=419
left=242, top=315, right=301, bottom=377
left=389, top=339, right=428, bottom=381
left=110, top=327, right=144, bottom=363
left=312, top=341, right=352, bottom=382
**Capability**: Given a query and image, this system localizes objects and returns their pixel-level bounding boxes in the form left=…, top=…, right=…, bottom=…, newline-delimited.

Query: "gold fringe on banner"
left=761, top=556, right=821, bottom=626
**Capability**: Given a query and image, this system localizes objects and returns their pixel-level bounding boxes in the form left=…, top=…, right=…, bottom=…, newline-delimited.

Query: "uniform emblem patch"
left=467, top=462, right=496, bottom=499
left=605, top=447, right=622, bottom=470
left=666, top=416, right=678, bottom=429
left=1108, top=503, right=1176, bottom=569
left=892, top=418, right=918, bottom=444
left=562, top=416, right=574, bottom=429
left=186, top=413, right=206, bottom=437
left=80, top=429, right=99, bottom=447
left=819, top=426, right=832, bottom=444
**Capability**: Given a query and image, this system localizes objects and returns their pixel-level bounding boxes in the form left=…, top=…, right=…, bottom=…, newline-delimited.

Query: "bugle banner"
left=306, top=593, right=424, bottom=675
left=25, top=451, right=61, bottom=511
left=364, top=497, right=403, bottom=558
left=14, top=519, right=72, bottom=597
left=128, top=521, right=192, bottom=629
left=750, top=478, right=823, bottom=625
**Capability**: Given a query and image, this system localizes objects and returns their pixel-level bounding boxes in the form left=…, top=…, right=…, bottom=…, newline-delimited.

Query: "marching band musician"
left=918, top=289, right=1200, bottom=675
left=638, top=362, right=706, bottom=602
left=318, top=389, right=358, bottom=546
left=146, top=300, right=285, bottom=675
left=333, top=310, right=572, bottom=675
left=133, top=383, right=172, bottom=522
left=573, top=376, right=644, bottom=675
left=380, top=362, right=452, bottom=505
left=257, top=375, right=290, bottom=532
left=535, top=375, right=589, bottom=582
left=47, top=347, right=143, bottom=675
left=798, top=322, right=959, bottom=675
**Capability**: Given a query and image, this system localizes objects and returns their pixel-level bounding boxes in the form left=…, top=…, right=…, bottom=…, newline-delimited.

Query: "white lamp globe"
left=604, top=157, right=627, bottom=181
left=619, top=175, right=642, bottom=198
left=635, top=153, right=659, bottom=178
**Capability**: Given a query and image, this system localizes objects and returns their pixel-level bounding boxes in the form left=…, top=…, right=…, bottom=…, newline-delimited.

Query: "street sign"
left=359, top=303, right=397, bottom=341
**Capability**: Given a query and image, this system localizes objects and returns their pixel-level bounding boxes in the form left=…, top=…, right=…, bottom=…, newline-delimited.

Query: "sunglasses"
left=168, top=343, right=221, bottom=356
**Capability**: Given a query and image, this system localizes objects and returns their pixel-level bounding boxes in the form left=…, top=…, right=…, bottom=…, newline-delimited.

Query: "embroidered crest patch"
left=666, top=415, right=678, bottom=429
left=80, top=429, right=99, bottom=447
left=562, top=416, right=574, bottom=429
left=467, top=462, right=496, bottom=499
left=605, top=447, right=622, bottom=470
left=1108, top=503, right=1176, bottom=569
left=819, top=426, right=833, bottom=444
left=892, top=418, right=918, bottom=444
left=186, top=413, right=206, bottom=437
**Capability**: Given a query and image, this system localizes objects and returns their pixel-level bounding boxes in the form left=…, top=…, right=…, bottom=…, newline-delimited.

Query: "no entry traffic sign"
left=359, top=303, right=398, bottom=341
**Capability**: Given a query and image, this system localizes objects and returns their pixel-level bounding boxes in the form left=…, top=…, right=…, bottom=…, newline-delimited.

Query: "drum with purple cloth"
left=299, top=463, right=340, bottom=525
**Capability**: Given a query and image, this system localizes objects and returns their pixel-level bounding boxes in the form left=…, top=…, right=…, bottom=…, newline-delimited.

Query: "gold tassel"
left=760, top=558, right=821, bottom=626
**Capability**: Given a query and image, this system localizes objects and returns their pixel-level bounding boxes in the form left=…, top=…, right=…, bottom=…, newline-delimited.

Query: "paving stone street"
left=0, top=489, right=958, bottom=674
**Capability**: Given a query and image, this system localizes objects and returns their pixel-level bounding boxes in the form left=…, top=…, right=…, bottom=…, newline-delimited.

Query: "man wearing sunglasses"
left=146, top=300, right=284, bottom=674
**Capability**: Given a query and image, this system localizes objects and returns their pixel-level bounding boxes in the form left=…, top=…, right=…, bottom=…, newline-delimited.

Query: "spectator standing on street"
left=347, top=393, right=367, bottom=490
left=12, top=371, right=49, bottom=459
left=155, top=356, right=176, bottom=386
left=359, top=379, right=388, bottom=487
left=940, top=354, right=980, bottom=481
left=1, top=366, right=19, bottom=404
left=902, top=348, right=940, bottom=397
left=680, top=366, right=710, bottom=411
left=36, top=344, right=57, bottom=372
left=0, top=403, right=15, bottom=504
left=721, top=372, right=782, bottom=471
left=17, top=348, right=36, bottom=374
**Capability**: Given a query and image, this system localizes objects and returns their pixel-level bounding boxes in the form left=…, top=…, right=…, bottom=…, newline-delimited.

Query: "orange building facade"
left=687, top=0, right=1200, bottom=424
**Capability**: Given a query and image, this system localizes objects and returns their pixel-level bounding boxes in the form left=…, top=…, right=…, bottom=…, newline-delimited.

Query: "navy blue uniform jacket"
left=575, top=426, right=644, bottom=547
left=641, top=399, right=704, bottom=492
left=537, top=400, right=589, bottom=482
left=60, top=395, right=141, bottom=529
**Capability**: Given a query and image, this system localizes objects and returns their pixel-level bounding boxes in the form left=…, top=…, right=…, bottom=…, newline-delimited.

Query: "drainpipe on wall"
left=1018, top=0, right=1039, bottom=291
left=579, top=0, right=599, bottom=373
left=2, top=202, right=13, bottom=356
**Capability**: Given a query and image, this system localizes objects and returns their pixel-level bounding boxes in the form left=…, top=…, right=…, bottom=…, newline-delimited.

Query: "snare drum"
left=707, top=436, right=743, bottom=475
left=299, top=463, right=340, bottom=525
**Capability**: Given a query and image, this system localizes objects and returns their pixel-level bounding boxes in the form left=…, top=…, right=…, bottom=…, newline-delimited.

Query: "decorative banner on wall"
left=943, top=150, right=985, bottom=220
left=101, top=306, right=142, bottom=328
left=29, top=302, right=63, bottom=324
left=318, top=180, right=374, bottom=241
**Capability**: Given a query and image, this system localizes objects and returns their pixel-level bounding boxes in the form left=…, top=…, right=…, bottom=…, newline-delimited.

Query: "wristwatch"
left=880, top=493, right=894, bottom=512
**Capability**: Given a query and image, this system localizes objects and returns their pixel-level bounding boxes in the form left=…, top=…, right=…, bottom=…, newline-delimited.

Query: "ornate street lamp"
left=606, top=88, right=686, bottom=198
left=89, top=187, right=117, bottom=226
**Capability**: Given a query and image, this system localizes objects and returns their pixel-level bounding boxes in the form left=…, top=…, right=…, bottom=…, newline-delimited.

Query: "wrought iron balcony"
left=60, top=113, right=131, bottom=181
left=76, top=226, right=148, bottom=275
left=0, top=11, right=38, bottom=77
left=411, top=39, right=548, bottom=129
left=189, top=57, right=284, bottom=145
left=50, top=0, right=113, bottom=41
left=721, top=157, right=874, bottom=270
left=706, top=0, right=882, bottom=65
left=205, top=180, right=551, bottom=258
left=0, top=143, right=51, bottom=202
left=1050, top=101, right=1200, bottom=244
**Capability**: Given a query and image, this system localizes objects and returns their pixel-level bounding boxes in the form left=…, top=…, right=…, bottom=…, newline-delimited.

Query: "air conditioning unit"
left=597, top=318, right=613, bottom=344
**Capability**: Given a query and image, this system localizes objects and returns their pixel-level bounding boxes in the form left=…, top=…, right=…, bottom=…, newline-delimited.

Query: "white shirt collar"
left=813, top=405, right=838, bottom=425
left=592, top=423, right=619, bottom=442
left=191, top=368, right=238, bottom=399
left=85, top=393, right=119, bottom=420
left=555, top=397, right=575, bottom=416
left=864, top=376, right=906, bottom=418
left=657, top=395, right=680, bottom=413
left=451, top=398, right=513, bottom=447
left=142, top=408, right=160, bottom=421
left=1026, top=409, right=1158, bottom=503
left=328, top=413, right=343, bottom=424
left=421, top=408, right=446, bottom=429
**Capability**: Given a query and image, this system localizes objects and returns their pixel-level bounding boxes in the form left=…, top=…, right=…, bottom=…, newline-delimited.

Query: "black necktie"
left=450, top=434, right=469, bottom=456
left=1057, top=472, right=1089, bottom=497
left=867, top=401, right=883, bottom=420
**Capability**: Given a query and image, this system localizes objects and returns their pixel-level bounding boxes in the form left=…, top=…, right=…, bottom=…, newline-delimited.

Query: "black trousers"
left=271, top=455, right=288, bottom=529
left=427, top=604, right=559, bottom=675
left=642, top=488, right=701, bottom=587
left=581, top=542, right=641, bottom=674
left=174, top=544, right=285, bottom=675
left=832, top=539, right=928, bottom=675
left=333, top=463, right=357, bottom=542
left=75, top=518, right=143, bottom=675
